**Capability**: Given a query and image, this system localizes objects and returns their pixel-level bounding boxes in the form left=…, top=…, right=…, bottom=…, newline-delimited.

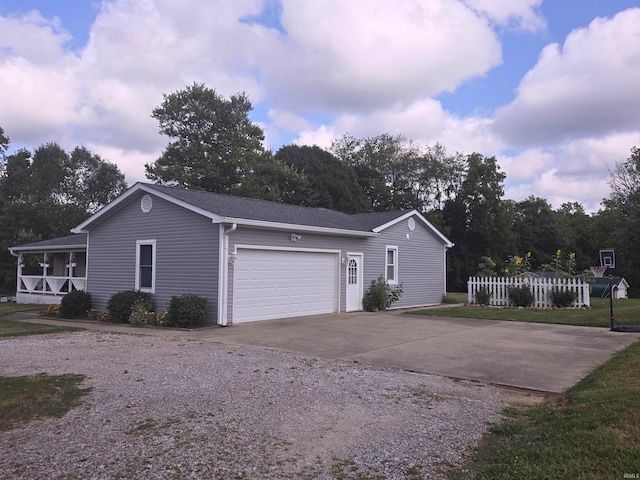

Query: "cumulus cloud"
left=0, top=11, right=73, bottom=64
left=501, top=132, right=638, bottom=211
left=494, top=8, right=640, bottom=146
left=265, top=0, right=502, bottom=111
left=293, top=98, right=502, bottom=157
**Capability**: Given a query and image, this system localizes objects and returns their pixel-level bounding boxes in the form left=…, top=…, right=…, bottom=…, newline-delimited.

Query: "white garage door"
left=233, top=249, right=338, bottom=323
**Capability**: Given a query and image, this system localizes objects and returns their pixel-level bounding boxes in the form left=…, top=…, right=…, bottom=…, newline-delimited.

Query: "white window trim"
left=135, top=240, right=156, bottom=293
left=385, top=245, right=398, bottom=285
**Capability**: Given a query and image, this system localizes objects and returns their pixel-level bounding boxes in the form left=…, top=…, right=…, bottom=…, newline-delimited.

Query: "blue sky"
left=1, top=0, right=639, bottom=212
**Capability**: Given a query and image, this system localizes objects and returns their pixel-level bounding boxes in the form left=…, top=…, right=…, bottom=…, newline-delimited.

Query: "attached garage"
left=233, top=248, right=339, bottom=323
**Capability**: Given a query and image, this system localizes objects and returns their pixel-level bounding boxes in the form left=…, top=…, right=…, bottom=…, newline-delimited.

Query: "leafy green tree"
left=274, top=145, right=370, bottom=213
left=554, top=202, right=594, bottom=273
left=443, top=153, right=514, bottom=290
left=0, top=138, right=127, bottom=294
left=145, top=83, right=271, bottom=196
left=331, top=134, right=465, bottom=214
left=512, top=196, right=560, bottom=267
left=64, top=147, right=127, bottom=213
left=0, top=127, right=8, bottom=160
left=598, top=146, right=640, bottom=296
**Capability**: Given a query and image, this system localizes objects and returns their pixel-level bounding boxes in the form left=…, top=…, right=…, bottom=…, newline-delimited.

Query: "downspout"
left=220, top=223, right=237, bottom=326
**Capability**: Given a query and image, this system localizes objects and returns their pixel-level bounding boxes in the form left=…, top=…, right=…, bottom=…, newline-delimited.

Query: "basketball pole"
left=609, top=274, right=615, bottom=331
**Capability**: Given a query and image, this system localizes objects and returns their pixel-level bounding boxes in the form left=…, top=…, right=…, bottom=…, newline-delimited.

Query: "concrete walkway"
left=7, top=310, right=639, bottom=393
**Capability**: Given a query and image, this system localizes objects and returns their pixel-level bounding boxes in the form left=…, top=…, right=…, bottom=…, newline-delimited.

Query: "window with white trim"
left=385, top=246, right=398, bottom=284
left=136, top=240, right=156, bottom=293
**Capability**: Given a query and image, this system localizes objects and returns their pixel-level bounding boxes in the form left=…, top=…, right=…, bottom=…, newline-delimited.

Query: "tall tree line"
left=145, top=85, right=639, bottom=295
left=2, top=83, right=638, bottom=297
left=0, top=127, right=127, bottom=293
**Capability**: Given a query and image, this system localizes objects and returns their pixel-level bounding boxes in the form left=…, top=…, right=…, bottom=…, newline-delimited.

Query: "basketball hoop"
left=590, top=266, right=608, bottom=278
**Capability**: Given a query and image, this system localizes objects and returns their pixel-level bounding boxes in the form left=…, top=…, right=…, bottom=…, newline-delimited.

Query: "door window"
left=348, top=258, right=358, bottom=285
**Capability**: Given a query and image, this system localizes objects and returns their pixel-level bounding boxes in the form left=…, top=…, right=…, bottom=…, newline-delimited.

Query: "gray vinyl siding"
left=226, top=215, right=447, bottom=318
left=366, top=218, right=446, bottom=308
left=86, top=192, right=219, bottom=322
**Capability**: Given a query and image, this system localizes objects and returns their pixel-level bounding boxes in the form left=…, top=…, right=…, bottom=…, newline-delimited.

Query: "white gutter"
left=218, top=223, right=237, bottom=326
left=221, top=217, right=378, bottom=237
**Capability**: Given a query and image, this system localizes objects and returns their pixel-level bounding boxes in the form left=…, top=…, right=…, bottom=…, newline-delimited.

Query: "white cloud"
left=494, top=8, right=640, bottom=146
left=0, top=11, right=73, bottom=64
left=88, top=143, right=159, bottom=184
left=462, top=0, right=545, bottom=31
left=498, top=149, right=555, bottom=181
left=502, top=132, right=639, bottom=211
left=265, top=0, right=502, bottom=111
left=293, top=99, right=502, bottom=157
left=505, top=170, right=609, bottom=213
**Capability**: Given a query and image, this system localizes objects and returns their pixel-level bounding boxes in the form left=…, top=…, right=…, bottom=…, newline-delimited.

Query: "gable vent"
left=408, top=217, right=416, bottom=231
left=141, top=194, right=153, bottom=213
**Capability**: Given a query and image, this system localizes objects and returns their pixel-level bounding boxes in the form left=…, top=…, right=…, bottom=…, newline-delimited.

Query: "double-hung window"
left=136, top=240, right=156, bottom=293
left=385, top=246, right=398, bottom=285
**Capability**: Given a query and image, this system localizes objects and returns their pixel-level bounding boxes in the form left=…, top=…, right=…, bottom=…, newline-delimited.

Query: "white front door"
left=346, top=254, right=363, bottom=312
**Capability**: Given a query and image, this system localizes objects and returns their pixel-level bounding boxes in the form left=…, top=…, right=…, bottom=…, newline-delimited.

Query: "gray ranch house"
left=10, top=183, right=454, bottom=325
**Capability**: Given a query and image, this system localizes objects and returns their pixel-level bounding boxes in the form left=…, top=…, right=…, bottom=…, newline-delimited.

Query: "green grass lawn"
left=0, top=303, right=89, bottom=430
left=0, top=303, right=80, bottom=338
left=0, top=374, right=91, bottom=431
left=413, top=297, right=640, bottom=327
left=452, top=340, right=640, bottom=479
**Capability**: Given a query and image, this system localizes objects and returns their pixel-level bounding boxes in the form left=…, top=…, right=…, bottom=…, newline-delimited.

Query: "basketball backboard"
left=599, top=248, right=616, bottom=269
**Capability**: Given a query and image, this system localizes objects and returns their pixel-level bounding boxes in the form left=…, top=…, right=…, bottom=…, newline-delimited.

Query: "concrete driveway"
left=9, top=310, right=640, bottom=393
left=213, top=311, right=640, bottom=393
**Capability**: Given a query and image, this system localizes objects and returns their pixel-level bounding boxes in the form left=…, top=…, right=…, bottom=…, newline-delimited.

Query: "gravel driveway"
left=0, top=331, right=507, bottom=479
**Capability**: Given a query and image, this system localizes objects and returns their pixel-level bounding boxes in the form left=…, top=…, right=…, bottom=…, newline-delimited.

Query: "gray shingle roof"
left=144, top=183, right=404, bottom=232
left=10, top=233, right=87, bottom=252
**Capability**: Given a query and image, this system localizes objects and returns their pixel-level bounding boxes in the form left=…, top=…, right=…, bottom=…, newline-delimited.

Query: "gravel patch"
left=0, top=331, right=506, bottom=479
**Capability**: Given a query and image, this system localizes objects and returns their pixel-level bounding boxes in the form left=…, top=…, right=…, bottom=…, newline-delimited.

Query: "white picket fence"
left=467, top=276, right=590, bottom=308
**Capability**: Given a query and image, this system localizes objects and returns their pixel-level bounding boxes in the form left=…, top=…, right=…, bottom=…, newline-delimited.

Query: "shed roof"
left=10, top=233, right=87, bottom=253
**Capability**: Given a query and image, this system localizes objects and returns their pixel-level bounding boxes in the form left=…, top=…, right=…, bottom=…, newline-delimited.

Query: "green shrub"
left=106, top=290, right=154, bottom=323
left=550, top=288, right=577, bottom=308
left=474, top=288, right=491, bottom=306
left=128, top=298, right=160, bottom=326
left=442, top=293, right=459, bottom=304
left=166, top=294, right=207, bottom=328
left=508, top=286, right=534, bottom=307
left=59, top=291, right=92, bottom=319
left=363, top=276, right=403, bottom=312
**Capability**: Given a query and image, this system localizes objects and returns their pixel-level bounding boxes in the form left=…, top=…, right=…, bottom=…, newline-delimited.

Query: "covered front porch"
left=9, top=234, right=88, bottom=304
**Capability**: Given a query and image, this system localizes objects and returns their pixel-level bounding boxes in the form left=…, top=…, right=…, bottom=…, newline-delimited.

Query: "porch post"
left=16, top=253, right=23, bottom=295
left=68, top=251, right=74, bottom=292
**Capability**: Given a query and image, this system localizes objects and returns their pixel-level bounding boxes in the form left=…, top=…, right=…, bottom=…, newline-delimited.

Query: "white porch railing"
left=468, top=276, right=590, bottom=308
left=18, top=275, right=86, bottom=296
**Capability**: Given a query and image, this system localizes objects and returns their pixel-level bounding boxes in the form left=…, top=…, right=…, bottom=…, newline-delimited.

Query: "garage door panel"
left=234, top=249, right=337, bottom=323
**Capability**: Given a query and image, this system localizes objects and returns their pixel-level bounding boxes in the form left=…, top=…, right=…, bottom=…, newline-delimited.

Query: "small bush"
left=363, top=276, right=403, bottom=312
left=442, top=293, right=459, bottom=304
left=550, top=288, right=577, bottom=308
left=508, top=286, right=534, bottom=307
left=106, top=290, right=154, bottom=324
left=128, top=298, right=159, bottom=326
left=59, top=291, right=92, bottom=319
left=474, top=288, right=491, bottom=306
left=166, top=294, right=207, bottom=328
